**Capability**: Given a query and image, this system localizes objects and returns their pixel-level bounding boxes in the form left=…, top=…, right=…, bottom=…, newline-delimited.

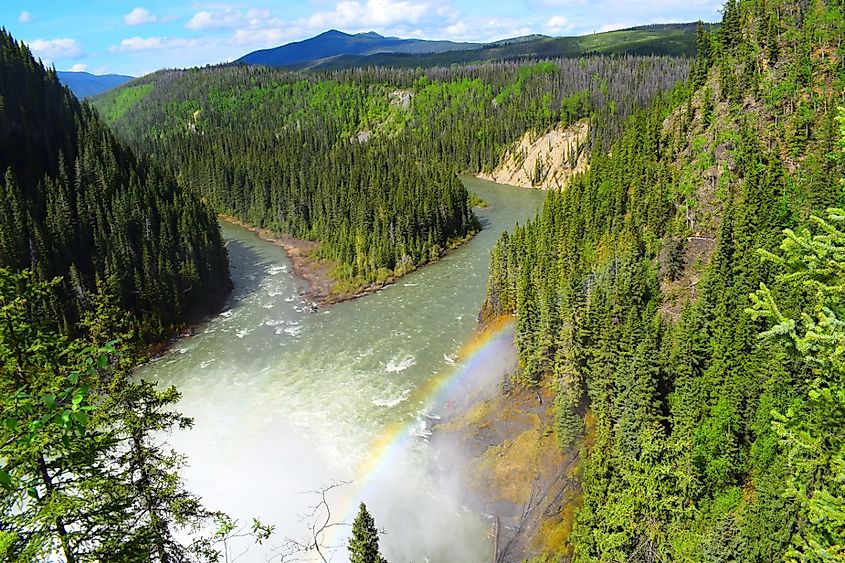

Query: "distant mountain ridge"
left=57, top=71, right=133, bottom=98
left=237, top=29, right=479, bottom=68
left=237, top=23, right=710, bottom=70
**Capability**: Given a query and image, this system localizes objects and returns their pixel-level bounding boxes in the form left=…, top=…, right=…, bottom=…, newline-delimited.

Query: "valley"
left=1, top=1, right=844, bottom=562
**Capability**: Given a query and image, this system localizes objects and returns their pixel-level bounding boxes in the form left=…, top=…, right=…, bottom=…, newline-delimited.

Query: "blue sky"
left=4, top=0, right=724, bottom=76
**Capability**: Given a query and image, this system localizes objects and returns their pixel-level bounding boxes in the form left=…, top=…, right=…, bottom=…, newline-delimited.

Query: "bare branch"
left=271, top=481, right=353, bottom=563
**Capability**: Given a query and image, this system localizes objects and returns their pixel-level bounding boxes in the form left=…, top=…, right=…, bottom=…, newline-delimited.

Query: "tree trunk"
left=37, top=454, right=76, bottom=563
left=133, top=430, right=170, bottom=563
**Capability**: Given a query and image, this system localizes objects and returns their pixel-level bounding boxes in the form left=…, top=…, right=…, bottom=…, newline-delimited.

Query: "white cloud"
left=28, top=38, right=83, bottom=62
left=232, top=27, right=294, bottom=46
left=116, top=0, right=450, bottom=70
left=112, top=36, right=162, bottom=51
left=525, top=0, right=587, bottom=6
left=598, top=21, right=635, bottom=32
left=110, top=36, right=210, bottom=53
left=444, top=21, right=468, bottom=37
left=546, top=15, right=572, bottom=34
left=71, top=63, right=88, bottom=72
left=101, top=0, right=722, bottom=76
left=186, top=10, right=236, bottom=30
left=523, top=0, right=722, bottom=34
left=435, top=15, right=532, bottom=42
left=183, top=7, right=299, bottom=49
left=306, top=0, right=431, bottom=29
left=186, top=8, right=272, bottom=31
left=18, top=11, right=32, bottom=23
left=124, top=7, right=157, bottom=26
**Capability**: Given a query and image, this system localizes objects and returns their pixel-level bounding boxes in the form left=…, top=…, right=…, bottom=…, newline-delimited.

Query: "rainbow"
left=327, top=316, right=515, bottom=545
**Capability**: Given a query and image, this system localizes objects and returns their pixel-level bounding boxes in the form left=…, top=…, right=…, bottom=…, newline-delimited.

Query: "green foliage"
left=348, top=502, right=387, bottom=563
left=560, top=90, right=591, bottom=126
left=0, top=268, right=227, bottom=562
left=94, top=83, right=154, bottom=123
left=308, top=23, right=705, bottom=71
left=748, top=206, right=845, bottom=560
left=484, top=1, right=845, bottom=561
left=191, top=515, right=275, bottom=563
left=691, top=20, right=715, bottom=89
left=0, top=29, right=254, bottom=562
left=467, top=191, right=488, bottom=208
left=495, top=62, right=558, bottom=105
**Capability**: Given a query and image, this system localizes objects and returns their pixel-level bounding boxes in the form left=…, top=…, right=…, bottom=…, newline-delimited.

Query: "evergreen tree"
left=0, top=269, right=219, bottom=561
left=748, top=202, right=845, bottom=558
left=93, top=57, right=689, bottom=294
left=348, top=503, right=387, bottom=563
left=0, top=28, right=230, bottom=342
left=483, top=1, right=845, bottom=560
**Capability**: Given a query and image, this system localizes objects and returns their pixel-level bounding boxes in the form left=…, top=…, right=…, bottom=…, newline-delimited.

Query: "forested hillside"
left=484, top=0, right=845, bottom=559
left=95, top=57, right=687, bottom=293
left=0, top=29, right=230, bottom=340
left=0, top=29, right=242, bottom=561
left=237, top=29, right=478, bottom=68
left=308, top=23, right=707, bottom=71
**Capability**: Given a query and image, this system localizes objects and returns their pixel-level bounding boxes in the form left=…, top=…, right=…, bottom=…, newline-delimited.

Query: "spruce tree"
left=348, top=503, right=387, bottom=563
left=0, top=28, right=230, bottom=343
left=481, top=2, right=845, bottom=560
left=748, top=113, right=845, bottom=555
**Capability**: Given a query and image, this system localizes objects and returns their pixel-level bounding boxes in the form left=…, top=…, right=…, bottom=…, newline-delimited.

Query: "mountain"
left=0, top=30, right=230, bottom=340
left=238, top=24, right=706, bottom=71
left=56, top=71, right=133, bottom=98
left=312, top=23, right=707, bottom=70
left=237, top=29, right=478, bottom=68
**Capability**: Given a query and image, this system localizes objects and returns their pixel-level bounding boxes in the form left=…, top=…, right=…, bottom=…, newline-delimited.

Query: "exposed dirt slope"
left=433, top=383, right=580, bottom=562
left=478, top=119, right=590, bottom=190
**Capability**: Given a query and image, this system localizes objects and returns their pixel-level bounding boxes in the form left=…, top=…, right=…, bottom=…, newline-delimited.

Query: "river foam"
left=384, top=355, right=416, bottom=373
left=373, top=388, right=411, bottom=407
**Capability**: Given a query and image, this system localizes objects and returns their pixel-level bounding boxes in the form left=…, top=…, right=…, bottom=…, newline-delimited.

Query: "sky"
left=3, top=0, right=724, bottom=77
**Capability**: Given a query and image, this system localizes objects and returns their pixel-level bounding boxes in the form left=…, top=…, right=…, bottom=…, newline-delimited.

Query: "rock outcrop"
left=478, top=119, right=590, bottom=190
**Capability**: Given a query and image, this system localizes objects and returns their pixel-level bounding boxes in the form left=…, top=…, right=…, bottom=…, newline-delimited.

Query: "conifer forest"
left=1, top=0, right=845, bottom=561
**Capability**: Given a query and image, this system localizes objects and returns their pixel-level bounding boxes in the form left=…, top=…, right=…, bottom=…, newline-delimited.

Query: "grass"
left=534, top=489, right=580, bottom=558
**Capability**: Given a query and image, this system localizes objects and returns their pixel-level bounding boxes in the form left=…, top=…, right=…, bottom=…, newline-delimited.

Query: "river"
left=139, top=177, right=546, bottom=562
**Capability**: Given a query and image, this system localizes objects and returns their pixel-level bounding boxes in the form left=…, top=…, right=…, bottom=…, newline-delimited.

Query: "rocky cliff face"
left=478, top=119, right=590, bottom=190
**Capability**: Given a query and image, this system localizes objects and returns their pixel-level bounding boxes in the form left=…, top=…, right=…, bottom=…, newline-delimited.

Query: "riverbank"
left=137, top=274, right=233, bottom=362
left=430, top=320, right=581, bottom=562
left=219, top=215, right=478, bottom=306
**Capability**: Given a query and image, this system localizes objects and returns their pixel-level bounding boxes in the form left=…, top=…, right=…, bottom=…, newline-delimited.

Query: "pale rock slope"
left=479, top=118, right=590, bottom=190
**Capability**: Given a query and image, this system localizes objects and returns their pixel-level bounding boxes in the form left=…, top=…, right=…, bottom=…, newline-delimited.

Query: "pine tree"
left=766, top=13, right=780, bottom=63
left=348, top=503, right=387, bottom=563
left=692, top=20, right=713, bottom=88
left=482, top=2, right=845, bottom=560
left=748, top=207, right=845, bottom=559
left=0, top=28, right=230, bottom=343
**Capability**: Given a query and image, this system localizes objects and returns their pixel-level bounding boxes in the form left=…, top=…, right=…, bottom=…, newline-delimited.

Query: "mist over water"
left=138, top=178, right=545, bottom=562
